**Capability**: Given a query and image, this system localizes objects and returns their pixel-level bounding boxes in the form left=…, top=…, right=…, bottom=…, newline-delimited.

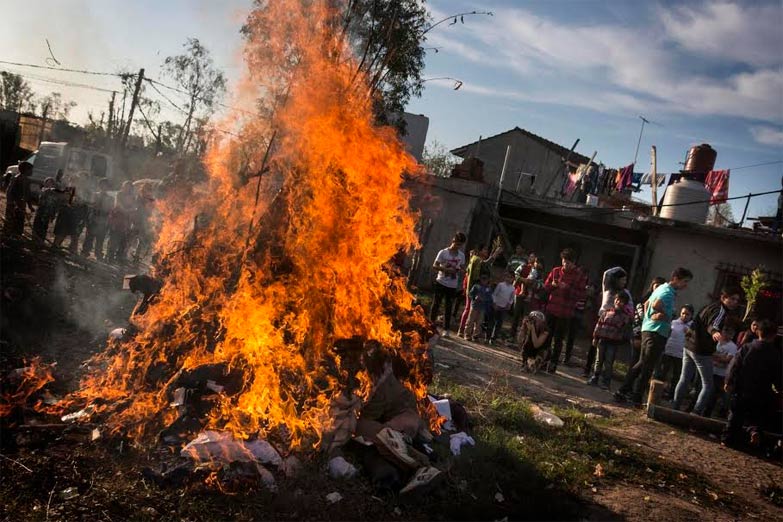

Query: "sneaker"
left=586, top=378, right=598, bottom=386
left=599, top=382, right=611, bottom=391
left=375, top=428, right=419, bottom=469
left=399, top=466, right=443, bottom=495
left=613, top=391, right=628, bottom=403
left=442, top=330, right=450, bottom=338
left=546, top=364, right=557, bottom=374
left=456, top=331, right=465, bottom=339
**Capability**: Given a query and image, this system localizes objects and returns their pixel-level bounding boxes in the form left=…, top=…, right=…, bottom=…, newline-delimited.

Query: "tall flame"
left=63, top=0, right=433, bottom=447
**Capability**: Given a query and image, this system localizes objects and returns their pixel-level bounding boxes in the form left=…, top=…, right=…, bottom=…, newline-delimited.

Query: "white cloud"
left=424, top=1, right=783, bottom=124
left=750, top=125, right=783, bottom=146
left=660, top=2, right=783, bottom=67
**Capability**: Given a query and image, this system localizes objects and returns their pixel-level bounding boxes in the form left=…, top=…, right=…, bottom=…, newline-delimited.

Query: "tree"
left=162, top=38, right=227, bottom=153
left=37, top=92, right=76, bottom=120
left=242, top=0, right=429, bottom=131
left=741, top=267, right=768, bottom=321
left=0, top=72, right=35, bottom=113
left=421, top=139, right=458, bottom=177
left=344, top=0, right=429, bottom=126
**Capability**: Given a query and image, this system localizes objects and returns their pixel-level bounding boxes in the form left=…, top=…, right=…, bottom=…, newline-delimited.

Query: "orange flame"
left=61, top=0, right=434, bottom=449
left=0, top=357, right=55, bottom=417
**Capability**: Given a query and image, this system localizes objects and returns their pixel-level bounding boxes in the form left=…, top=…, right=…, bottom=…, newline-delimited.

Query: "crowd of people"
left=2, top=162, right=156, bottom=265
left=429, top=232, right=782, bottom=451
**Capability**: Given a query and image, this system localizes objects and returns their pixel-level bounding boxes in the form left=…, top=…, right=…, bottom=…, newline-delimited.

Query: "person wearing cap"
left=3, top=161, right=34, bottom=236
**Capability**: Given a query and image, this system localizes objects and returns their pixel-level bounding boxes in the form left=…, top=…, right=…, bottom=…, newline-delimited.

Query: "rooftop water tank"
left=683, top=144, right=717, bottom=183
left=659, top=177, right=710, bottom=224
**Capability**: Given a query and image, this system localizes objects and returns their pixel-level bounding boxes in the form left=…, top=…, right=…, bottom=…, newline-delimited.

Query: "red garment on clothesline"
left=705, top=169, right=730, bottom=204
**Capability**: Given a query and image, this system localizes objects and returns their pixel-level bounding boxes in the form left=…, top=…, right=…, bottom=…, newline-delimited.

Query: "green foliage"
left=0, top=71, right=35, bottom=113
left=741, top=267, right=768, bottom=320
left=162, top=38, right=227, bottom=153
left=421, top=139, right=459, bottom=176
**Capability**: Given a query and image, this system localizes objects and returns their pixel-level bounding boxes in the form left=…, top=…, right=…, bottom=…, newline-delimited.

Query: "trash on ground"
left=326, top=492, right=343, bottom=504
left=530, top=405, right=564, bottom=427
left=328, top=455, right=358, bottom=479
left=449, top=431, right=475, bottom=456
left=61, top=405, right=95, bottom=423
left=180, top=431, right=282, bottom=467
left=495, top=492, right=505, bottom=503
left=60, top=487, right=79, bottom=500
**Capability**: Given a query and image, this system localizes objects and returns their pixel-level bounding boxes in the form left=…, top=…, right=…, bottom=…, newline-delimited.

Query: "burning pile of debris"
left=2, top=0, right=468, bottom=497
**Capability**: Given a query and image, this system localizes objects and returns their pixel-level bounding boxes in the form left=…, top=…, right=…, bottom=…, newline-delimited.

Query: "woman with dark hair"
left=582, top=267, right=634, bottom=377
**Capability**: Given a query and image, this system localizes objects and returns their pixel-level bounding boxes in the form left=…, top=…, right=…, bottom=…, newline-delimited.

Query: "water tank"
left=683, top=144, right=717, bottom=182
left=659, top=177, right=710, bottom=224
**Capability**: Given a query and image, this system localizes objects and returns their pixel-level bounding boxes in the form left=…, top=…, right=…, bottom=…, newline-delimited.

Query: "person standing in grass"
left=615, top=267, right=693, bottom=406
left=429, top=232, right=466, bottom=336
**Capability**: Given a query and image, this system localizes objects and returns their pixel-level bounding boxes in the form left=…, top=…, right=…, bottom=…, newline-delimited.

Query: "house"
left=405, top=126, right=782, bottom=325
left=450, top=127, right=590, bottom=196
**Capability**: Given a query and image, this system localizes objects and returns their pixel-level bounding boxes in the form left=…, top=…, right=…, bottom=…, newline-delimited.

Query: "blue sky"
left=2, top=0, right=781, bottom=219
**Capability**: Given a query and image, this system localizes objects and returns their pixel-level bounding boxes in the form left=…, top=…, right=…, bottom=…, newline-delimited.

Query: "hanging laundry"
left=705, top=169, right=730, bottom=204
left=615, top=163, right=634, bottom=191
left=640, top=173, right=667, bottom=187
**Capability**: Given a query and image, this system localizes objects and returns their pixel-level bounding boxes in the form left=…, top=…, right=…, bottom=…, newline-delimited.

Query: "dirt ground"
left=1, top=234, right=781, bottom=521
left=433, top=336, right=783, bottom=520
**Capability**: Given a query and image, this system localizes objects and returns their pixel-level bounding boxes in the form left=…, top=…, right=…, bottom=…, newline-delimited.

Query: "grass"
left=429, top=375, right=753, bottom=518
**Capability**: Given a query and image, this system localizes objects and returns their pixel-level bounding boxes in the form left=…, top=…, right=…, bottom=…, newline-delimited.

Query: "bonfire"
left=3, top=0, right=436, bottom=461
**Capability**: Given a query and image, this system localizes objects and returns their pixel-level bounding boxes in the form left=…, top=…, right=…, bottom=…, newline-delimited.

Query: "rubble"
left=530, top=405, right=564, bottom=428
left=325, top=491, right=343, bottom=504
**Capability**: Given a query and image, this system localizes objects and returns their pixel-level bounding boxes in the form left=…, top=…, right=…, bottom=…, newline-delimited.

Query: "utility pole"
left=107, top=91, right=116, bottom=144
left=487, top=145, right=511, bottom=246
left=37, top=103, right=49, bottom=146
left=121, top=68, right=144, bottom=152
left=650, top=145, right=658, bottom=215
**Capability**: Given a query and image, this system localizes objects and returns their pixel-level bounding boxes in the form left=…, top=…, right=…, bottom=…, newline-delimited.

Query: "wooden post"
left=542, top=138, right=579, bottom=197
left=121, top=68, right=144, bottom=152
left=487, top=145, right=511, bottom=246
left=107, top=91, right=116, bottom=143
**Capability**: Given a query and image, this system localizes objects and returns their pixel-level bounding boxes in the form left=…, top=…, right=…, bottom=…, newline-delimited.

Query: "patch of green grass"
left=430, top=375, right=752, bottom=517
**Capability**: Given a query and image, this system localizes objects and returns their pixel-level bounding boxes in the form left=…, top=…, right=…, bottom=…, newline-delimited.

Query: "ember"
left=47, top=0, right=435, bottom=450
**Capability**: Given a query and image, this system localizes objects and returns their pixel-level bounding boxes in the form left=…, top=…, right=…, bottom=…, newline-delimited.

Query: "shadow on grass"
left=430, top=375, right=754, bottom=520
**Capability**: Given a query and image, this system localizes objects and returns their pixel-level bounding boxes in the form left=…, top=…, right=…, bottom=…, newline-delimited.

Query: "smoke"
left=51, top=261, right=135, bottom=338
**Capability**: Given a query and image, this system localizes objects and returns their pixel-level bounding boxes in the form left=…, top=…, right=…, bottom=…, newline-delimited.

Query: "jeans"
left=463, top=306, right=484, bottom=339
left=490, top=307, right=508, bottom=341
left=583, top=343, right=597, bottom=376
left=673, top=349, right=714, bottom=416
left=545, top=315, right=570, bottom=371
left=722, top=394, right=764, bottom=446
left=592, top=339, right=621, bottom=385
left=430, top=282, right=457, bottom=331
left=509, top=296, right=526, bottom=337
left=654, top=354, right=683, bottom=399
left=564, top=311, right=583, bottom=363
left=704, top=375, right=727, bottom=418
left=619, top=331, right=666, bottom=402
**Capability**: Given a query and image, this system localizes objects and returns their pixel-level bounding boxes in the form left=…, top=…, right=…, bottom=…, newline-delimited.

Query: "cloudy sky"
left=1, top=0, right=781, bottom=218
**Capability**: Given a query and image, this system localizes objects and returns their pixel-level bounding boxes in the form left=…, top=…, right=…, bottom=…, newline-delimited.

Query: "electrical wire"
left=0, top=68, right=118, bottom=94
left=0, top=60, right=126, bottom=77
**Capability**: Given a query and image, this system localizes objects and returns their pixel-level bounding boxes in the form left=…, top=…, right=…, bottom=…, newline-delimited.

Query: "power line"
left=0, top=60, right=126, bottom=77
left=0, top=68, right=117, bottom=94
left=725, top=160, right=782, bottom=171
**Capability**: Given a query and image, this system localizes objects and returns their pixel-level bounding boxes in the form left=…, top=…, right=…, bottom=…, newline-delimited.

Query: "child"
left=722, top=320, right=782, bottom=448
left=459, top=273, right=493, bottom=342
left=518, top=311, right=550, bottom=373
left=489, top=271, right=516, bottom=344
left=655, top=305, right=694, bottom=400
left=588, top=293, right=632, bottom=390
left=706, top=324, right=738, bottom=418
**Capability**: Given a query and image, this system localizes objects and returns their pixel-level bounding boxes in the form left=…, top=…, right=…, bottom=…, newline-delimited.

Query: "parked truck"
left=3, top=141, right=118, bottom=195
